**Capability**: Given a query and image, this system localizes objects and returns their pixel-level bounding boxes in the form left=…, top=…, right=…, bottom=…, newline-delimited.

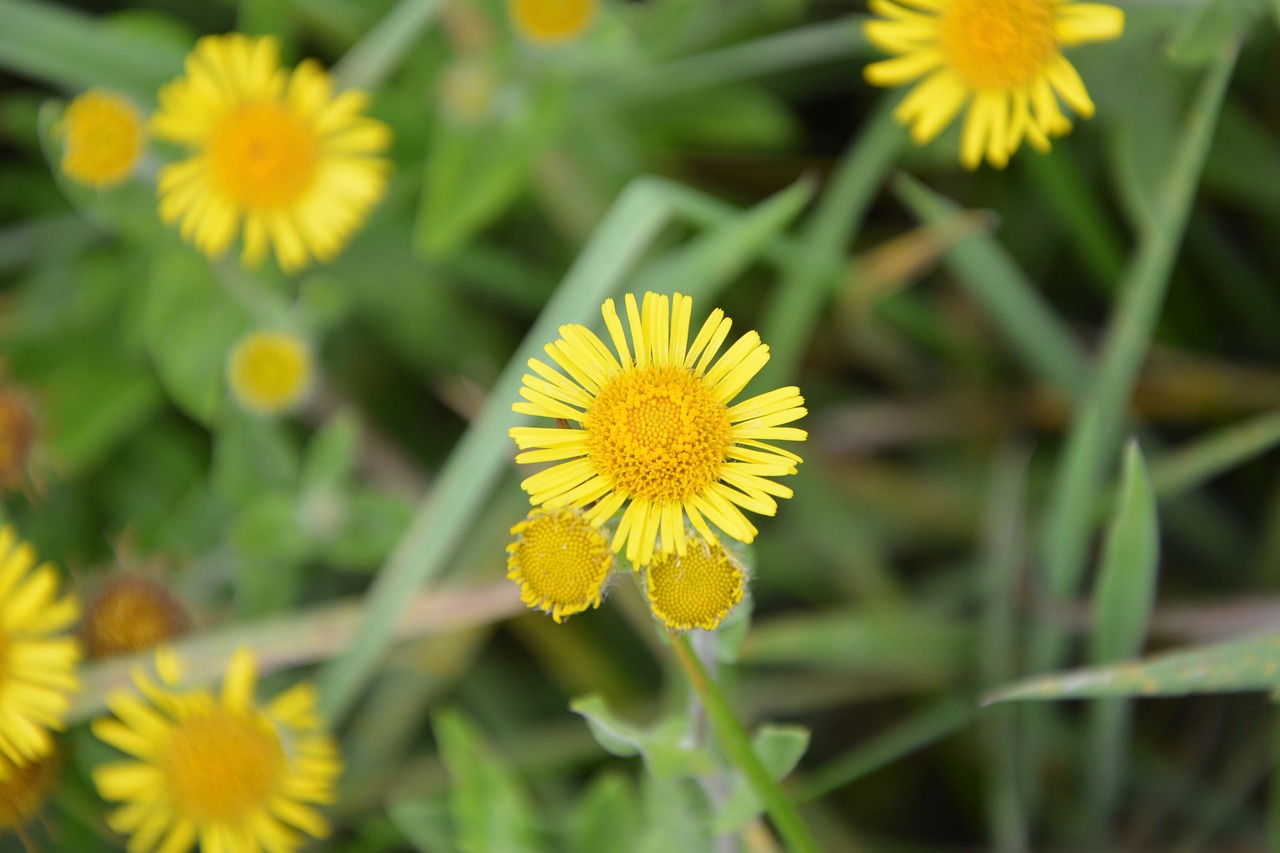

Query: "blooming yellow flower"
left=509, top=292, right=807, bottom=566
left=508, top=507, right=614, bottom=622
left=0, top=526, right=80, bottom=767
left=152, top=33, right=392, bottom=273
left=645, top=536, right=746, bottom=632
left=863, top=0, right=1124, bottom=169
left=509, top=0, right=596, bottom=43
left=228, top=330, right=314, bottom=416
left=56, top=89, right=145, bottom=188
left=80, top=574, right=188, bottom=658
left=93, top=648, right=342, bottom=853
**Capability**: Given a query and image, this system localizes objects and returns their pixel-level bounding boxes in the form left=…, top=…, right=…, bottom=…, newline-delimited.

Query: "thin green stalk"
left=668, top=631, right=821, bottom=853
left=332, top=0, right=445, bottom=90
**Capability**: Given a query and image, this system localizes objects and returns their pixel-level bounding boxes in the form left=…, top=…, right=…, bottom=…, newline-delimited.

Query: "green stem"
left=667, top=631, right=821, bottom=853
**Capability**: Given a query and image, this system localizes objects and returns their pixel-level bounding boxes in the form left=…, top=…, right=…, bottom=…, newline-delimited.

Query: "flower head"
left=81, top=574, right=188, bottom=658
left=509, top=0, right=596, bottom=43
left=508, top=507, right=614, bottom=622
left=864, top=0, right=1124, bottom=169
left=0, top=527, right=80, bottom=766
left=93, top=648, right=341, bottom=853
left=152, top=34, right=392, bottom=272
left=509, top=292, right=807, bottom=565
left=228, top=330, right=314, bottom=416
left=0, top=751, right=60, bottom=834
left=645, top=536, right=746, bottom=632
left=56, top=89, right=145, bottom=188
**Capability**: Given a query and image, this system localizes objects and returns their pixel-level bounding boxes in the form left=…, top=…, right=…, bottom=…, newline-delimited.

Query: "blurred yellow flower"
left=509, top=291, right=807, bottom=566
left=645, top=536, right=746, bottom=632
left=80, top=574, right=188, bottom=658
left=152, top=34, right=392, bottom=273
left=56, top=89, right=145, bottom=188
left=0, top=751, right=60, bottom=835
left=0, top=526, right=80, bottom=767
left=508, top=507, right=614, bottom=622
left=93, top=648, right=342, bottom=853
left=228, top=330, right=314, bottom=416
left=863, top=0, right=1124, bottom=169
left=509, top=0, right=596, bottom=43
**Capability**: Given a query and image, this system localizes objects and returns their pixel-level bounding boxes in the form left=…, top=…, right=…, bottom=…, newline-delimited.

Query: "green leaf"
left=228, top=492, right=311, bottom=564
left=211, top=413, right=301, bottom=507
left=637, top=775, right=711, bottom=853
left=415, top=84, right=564, bottom=257
left=1167, top=0, right=1256, bottom=67
left=324, top=488, right=413, bottom=571
left=144, top=251, right=250, bottom=424
left=388, top=798, right=455, bottom=853
left=433, top=709, right=544, bottom=853
left=300, top=412, right=360, bottom=493
left=567, top=772, right=643, bottom=853
left=712, top=725, right=810, bottom=833
left=570, top=695, right=712, bottom=781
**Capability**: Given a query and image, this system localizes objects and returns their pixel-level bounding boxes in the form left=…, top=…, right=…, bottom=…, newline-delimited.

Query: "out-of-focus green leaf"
left=433, top=709, right=544, bottom=853
left=712, top=724, right=809, bottom=833
left=568, top=772, right=643, bottom=853
left=637, top=774, right=711, bottom=853
left=211, top=413, right=301, bottom=507
left=415, top=85, right=565, bottom=257
left=300, top=412, right=359, bottom=492
left=325, top=489, right=414, bottom=571
left=229, top=492, right=309, bottom=564
left=144, top=251, right=249, bottom=424
left=1167, top=0, right=1257, bottom=66
left=388, top=798, right=454, bottom=853
left=570, top=694, right=712, bottom=780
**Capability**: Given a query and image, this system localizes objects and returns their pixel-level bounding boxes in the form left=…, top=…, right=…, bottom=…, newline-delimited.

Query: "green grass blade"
left=332, top=0, right=445, bottom=90
left=759, top=98, right=903, bottom=386
left=1148, top=409, right=1280, bottom=500
left=891, top=173, right=1089, bottom=400
left=1033, top=38, right=1239, bottom=671
left=1086, top=440, right=1160, bottom=840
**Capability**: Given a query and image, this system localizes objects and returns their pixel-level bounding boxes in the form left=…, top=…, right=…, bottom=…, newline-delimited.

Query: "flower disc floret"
left=0, top=526, right=80, bottom=767
left=228, top=330, right=314, bottom=416
left=81, top=575, right=188, bottom=658
left=509, top=292, right=807, bottom=565
left=863, top=0, right=1124, bottom=169
left=645, top=537, right=746, bottom=632
left=151, top=33, right=391, bottom=272
left=57, top=89, right=145, bottom=188
left=92, top=648, right=341, bottom=853
left=508, top=508, right=613, bottom=622
left=509, top=0, right=596, bottom=43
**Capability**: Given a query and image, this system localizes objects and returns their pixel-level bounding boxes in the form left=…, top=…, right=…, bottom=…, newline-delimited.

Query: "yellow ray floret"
left=507, top=507, right=614, bottom=622
left=0, top=526, right=80, bottom=768
left=509, top=291, right=807, bottom=565
left=863, top=0, right=1124, bottom=169
left=509, top=0, right=596, bottom=43
left=56, top=89, right=145, bottom=188
left=228, top=330, right=314, bottom=416
left=151, top=33, right=392, bottom=273
left=645, top=537, right=746, bottom=632
left=92, top=647, right=342, bottom=853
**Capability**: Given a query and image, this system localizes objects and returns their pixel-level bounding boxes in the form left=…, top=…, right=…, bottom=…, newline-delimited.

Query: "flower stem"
left=667, top=630, right=821, bottom=853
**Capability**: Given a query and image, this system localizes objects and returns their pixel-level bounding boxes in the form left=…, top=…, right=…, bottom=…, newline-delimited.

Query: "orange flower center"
left=940, top=0, right=1058, bottom=90
left=207, top=102, right=319, bottom=209
left=586, top=366, right=730, bottom=503
left=162, top=710, right=285, bottom=821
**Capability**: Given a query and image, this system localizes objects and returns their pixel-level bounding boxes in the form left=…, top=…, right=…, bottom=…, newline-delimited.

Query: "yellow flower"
left=152, top=34, right=392, bottom=273
left=509, top=291, right=807, bottom=566
left=228, top=330, right=314, bottom=416
left=56, top=89, right=145, bottom=188
left=509, top=0, right=596, bottom=43
left=645, top=536, right=746, bottom=632
left=863, top=0, right=1124, bottom=169
left=80, top=575, right=188, bottom=659
left=0, top=751, right=60, bottom=834
left=0, top=526, right=80, bottom=767
left=507, top=507, right=614, bottom=622
left=93, top=648, right=342, bottom=853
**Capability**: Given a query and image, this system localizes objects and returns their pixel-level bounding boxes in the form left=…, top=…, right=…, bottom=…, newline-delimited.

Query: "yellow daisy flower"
left=56, top=89, right=146, bottom=188
left=152, top=33, right=392, bottom=273
left=80, top=574, right=188, bottom=659
left=863, top=0, right=1124, bottom=169
left=509, top=0, right=596, bottom=43
left=0, top=527, right=80, bottom=767
left=507, top=507, right=614, bottom=622
left=227, top=330, right=314, bottom=416
left=509, top=291, right=807, bottom=566
left=93, top=647, right=342, bottom=853
left=645, top=536, right=746, bottom=632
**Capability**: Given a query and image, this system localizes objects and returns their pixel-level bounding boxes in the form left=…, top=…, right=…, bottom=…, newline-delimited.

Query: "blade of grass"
left=332, top=0, right=445, bottom=90
left=1147, top=409, right=1280, bottom=501
left=759, top=98, right=903, bottom=386
left=1086, top=441, right=1160, bottom=842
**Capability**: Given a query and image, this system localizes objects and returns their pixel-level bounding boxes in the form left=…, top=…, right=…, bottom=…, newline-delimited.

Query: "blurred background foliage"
left=3, top=0, right=1280, bottom=849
